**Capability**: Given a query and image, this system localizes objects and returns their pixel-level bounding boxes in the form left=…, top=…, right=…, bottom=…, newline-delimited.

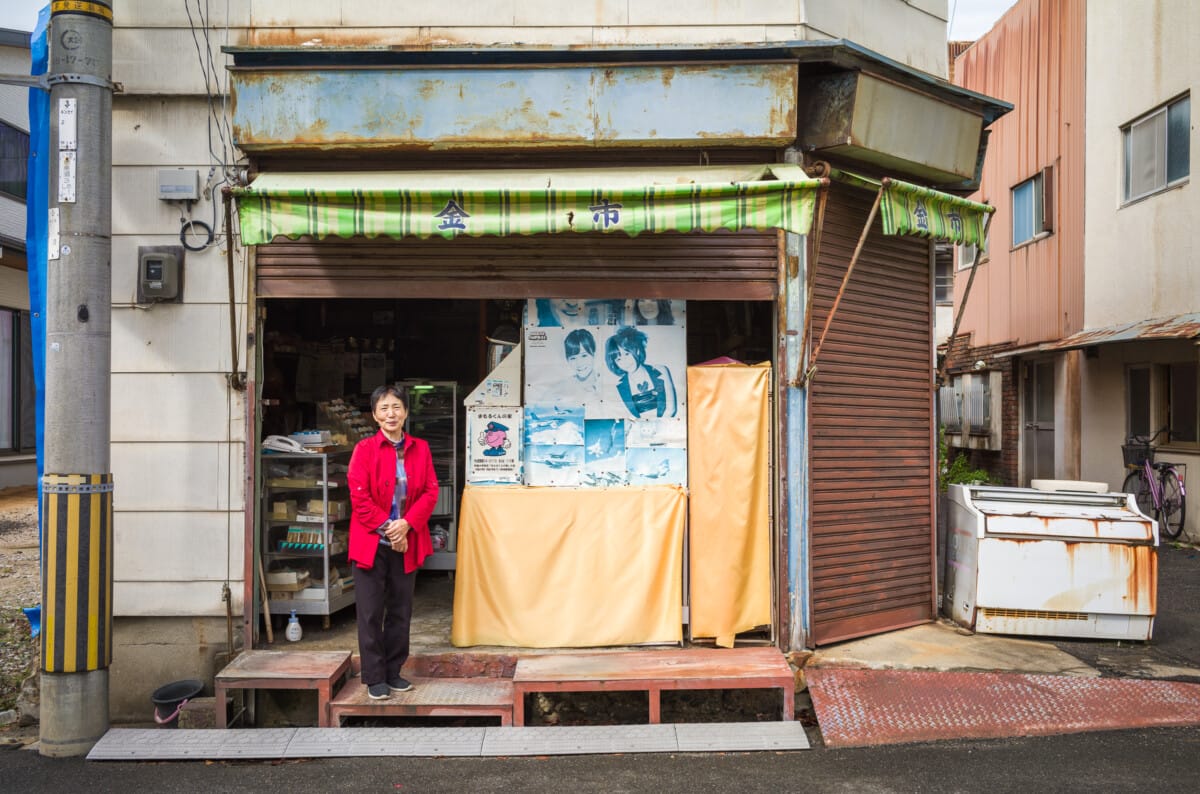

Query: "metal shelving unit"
left=399, top=379, right=458, bottom=571
left=260, top=450, right=355, bottom=625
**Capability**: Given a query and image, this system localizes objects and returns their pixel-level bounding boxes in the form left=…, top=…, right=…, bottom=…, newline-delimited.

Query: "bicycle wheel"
left=1158, top=470, right=1186, bottom=541
left=1122, top=470, right=1154, bottom=518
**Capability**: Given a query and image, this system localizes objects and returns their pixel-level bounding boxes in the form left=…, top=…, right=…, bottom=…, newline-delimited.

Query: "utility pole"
left=40, top=0, right=114, bottom=757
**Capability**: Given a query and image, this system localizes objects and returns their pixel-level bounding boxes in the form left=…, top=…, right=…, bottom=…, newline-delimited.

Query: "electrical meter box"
left=157, top=168, right=200, bottom=201
left=137, top=245, right=184, bottom=303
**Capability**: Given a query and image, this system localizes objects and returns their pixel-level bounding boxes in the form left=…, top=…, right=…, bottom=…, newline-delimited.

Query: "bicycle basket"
left=1122, top=442, right=1155, bottom=467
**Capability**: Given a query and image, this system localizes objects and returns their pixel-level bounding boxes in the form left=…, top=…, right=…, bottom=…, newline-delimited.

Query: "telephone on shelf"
left=262, top=435, right=313, bottom=454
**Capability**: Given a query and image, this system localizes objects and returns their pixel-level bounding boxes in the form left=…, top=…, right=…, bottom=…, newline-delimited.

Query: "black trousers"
left=354, top=546, right=417, bottom=686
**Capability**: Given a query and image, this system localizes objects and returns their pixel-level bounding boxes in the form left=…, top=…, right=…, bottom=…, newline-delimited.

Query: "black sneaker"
left=367, top=683, right=390, bottom=700
left=387, top=676, right=414, bottom=693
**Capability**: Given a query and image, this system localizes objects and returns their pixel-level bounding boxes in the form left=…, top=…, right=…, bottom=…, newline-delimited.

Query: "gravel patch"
left=0, top=490, right=40, bottom=719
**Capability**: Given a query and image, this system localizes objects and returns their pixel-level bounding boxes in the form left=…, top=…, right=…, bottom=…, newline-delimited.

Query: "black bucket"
left=151, top=679, right=204, bottom=728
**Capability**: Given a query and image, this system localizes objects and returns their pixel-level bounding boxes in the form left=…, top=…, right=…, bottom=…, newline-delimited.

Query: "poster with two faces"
left=523, top=299, right=687, bottom=487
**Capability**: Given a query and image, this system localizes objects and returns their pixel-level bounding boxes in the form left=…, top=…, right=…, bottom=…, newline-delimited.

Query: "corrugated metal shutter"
left=808, top=182, right=935, bottom=645
left=255, top=231, right=779, bottom=300
left=252, top=150, right=781, bottom=300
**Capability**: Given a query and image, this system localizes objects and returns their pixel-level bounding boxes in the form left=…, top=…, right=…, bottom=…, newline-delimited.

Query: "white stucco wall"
left=1078, top=1, right=1199, bottom=542
left=110, top=95, right=248, bottom=616
left=1079, top=341, right=1199, bottom=542
left=1084, top=0, right=1199, bottom=327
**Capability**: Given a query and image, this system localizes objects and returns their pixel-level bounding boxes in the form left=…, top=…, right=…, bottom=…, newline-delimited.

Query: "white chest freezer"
left=944, top=483, right=1157, bottom=641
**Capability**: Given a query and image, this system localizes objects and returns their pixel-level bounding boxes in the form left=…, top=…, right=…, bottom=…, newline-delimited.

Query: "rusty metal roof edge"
left=222, top=38, right=1011, bottom=122
left=1040, top=312, right=1200, bottom=352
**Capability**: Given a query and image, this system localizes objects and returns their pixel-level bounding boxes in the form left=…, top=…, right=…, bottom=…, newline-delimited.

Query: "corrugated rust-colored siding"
left=952, top=0, right=1086, bottom=347
left=809, top=184, right=935, bottom=645
left=255, top=231, right=779, bottom=300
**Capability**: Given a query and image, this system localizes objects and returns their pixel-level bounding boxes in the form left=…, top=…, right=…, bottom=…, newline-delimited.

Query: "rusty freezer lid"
left=952, top=485, right=1156, bottom=544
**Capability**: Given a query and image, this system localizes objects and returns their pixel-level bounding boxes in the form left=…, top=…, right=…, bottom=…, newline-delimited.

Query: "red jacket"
left=347, top=430, right=438, bottom=572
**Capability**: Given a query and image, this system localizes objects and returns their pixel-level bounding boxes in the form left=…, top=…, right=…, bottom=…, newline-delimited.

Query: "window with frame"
left=934, top=244, right=953, bottom=305
left=0, top=121, right=29, bottom=201
left=1124, top=94, right=1190, bottom=202
left=1168, top=361, right=1198, bottom=445
left=1126, top=361, right=1199, bottom=447
left=956, top=199, right=990, bottom=270
left=1127, top=365, right=1152, bottom=438
left=0, top=309, right=35, bottom=453
left=1011, top=171, right=1051, bottom=247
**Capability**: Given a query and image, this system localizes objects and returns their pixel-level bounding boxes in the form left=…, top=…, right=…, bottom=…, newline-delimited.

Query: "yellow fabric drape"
left=687, top=362, right=772, bottom=647
left=451, top=485, right=686, bottom=647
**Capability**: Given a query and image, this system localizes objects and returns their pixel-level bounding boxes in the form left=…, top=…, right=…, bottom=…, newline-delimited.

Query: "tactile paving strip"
left=287, top=726, right=485, bottom=757
left=674, top=721, right=810, bottom=752
left=88, top=728, right=297, bottom=760
left=87, top=722, right=810, bottom=760
left=807, top=667, right=1200, bottom=748
left=481, top=724, right=678, bottom=756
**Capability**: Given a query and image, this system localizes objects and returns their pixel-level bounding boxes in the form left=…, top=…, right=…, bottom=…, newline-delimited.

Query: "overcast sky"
left=948, top=0, right=1018, bottom=40
left=1, top=0, right=1018, bottom=40
left=0, top=0, right=42, bottom=34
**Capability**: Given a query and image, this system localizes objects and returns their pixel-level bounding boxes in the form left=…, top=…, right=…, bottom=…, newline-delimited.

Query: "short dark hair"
left=564, top=328, right=596, bottom=358
left=605, top=326, right=647, bottom=376
left=370, top=383, right=409, bottom=412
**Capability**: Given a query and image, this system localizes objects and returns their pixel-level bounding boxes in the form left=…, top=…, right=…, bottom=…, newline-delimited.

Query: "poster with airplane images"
left=523, top=404, right=586, bottom=486
left=582, top=418, right=628, bottom=487
left=466, top=407, right=523, bottom=485
left=522, top=299, right=688, bottom=488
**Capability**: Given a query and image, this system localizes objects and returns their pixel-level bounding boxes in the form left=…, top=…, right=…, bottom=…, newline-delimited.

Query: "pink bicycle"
left=1122, top=429, right=1187, bottom=540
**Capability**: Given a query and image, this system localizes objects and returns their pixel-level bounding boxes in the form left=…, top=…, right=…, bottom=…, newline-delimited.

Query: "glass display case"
left=399, top=379, right=458, bottom=571
left=260, top=450, right=355, bottom=626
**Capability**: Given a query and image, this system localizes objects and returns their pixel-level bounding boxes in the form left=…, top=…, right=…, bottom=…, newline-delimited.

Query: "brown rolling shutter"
left=250, top=150, right=782, bottom=301
left=808, top=183, right=935, bottom=645
left=255, top=230, right=779, bottom=300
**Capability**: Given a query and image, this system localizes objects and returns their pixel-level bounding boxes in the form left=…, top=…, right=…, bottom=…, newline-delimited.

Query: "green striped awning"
left=231, top=165, right=824, bottom=246
left=879, top=178, right=994, bottom=248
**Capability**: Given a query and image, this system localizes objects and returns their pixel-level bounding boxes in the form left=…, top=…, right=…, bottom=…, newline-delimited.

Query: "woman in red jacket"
left=347, top=384, right=438, bottom=700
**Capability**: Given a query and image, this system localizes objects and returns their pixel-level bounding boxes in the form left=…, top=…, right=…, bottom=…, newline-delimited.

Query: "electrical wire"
left=184, top=0, right=244, bottom=249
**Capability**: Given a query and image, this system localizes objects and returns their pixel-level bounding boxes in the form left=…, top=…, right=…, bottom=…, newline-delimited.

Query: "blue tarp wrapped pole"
left=24, top=5, right=50, bottom=638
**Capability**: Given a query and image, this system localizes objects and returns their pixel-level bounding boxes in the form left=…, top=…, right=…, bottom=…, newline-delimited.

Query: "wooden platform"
left=328, top=675, right=514, bottom=726
left=215, top=647, right=794, bottom=729
left=511, top=647, right=795, bottom=726
left=215, top=649, right=352, bottom=728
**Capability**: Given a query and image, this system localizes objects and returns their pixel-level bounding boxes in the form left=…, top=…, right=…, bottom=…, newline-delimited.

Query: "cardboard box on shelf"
left=265, top=569, right=310, bottom=590
left=271, top=500, right=298, bottom=519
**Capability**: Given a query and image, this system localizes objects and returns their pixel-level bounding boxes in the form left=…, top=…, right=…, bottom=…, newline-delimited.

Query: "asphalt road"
left=1051, top=543, right=1200, bottom=677
left=2, top=726, right=1198, bottom=792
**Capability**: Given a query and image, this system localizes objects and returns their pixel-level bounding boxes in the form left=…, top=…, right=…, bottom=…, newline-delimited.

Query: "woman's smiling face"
left=568, top=349, right=594, bottom=380
left=373, top=396, right=408, bottom=436
left=614, top=346, right=638, bottom=373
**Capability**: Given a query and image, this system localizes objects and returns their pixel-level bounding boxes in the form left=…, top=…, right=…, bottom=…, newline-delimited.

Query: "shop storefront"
left=227, top=43, right=1001, bottom=652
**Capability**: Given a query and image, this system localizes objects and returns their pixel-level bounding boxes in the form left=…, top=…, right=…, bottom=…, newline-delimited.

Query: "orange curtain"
left=687, top=362, right=772, bottom=646
left=451, top=485, right=685, bottom=647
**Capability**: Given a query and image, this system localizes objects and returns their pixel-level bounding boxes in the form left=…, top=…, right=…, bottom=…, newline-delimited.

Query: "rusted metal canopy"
left=1040, top=312, right=1200, bottom=351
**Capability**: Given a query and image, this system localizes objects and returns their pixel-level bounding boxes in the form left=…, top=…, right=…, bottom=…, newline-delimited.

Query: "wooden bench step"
left=511, top=647, right=795, bottom=726
left=329, top=675, right=514, bottom=726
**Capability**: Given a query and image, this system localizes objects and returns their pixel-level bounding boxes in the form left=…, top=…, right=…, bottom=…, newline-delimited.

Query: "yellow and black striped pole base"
left=41, top=473, right=113, bottom=673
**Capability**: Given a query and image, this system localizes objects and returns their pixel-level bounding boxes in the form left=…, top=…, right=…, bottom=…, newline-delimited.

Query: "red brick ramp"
left=807, top=668, right=1200, bottom=748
